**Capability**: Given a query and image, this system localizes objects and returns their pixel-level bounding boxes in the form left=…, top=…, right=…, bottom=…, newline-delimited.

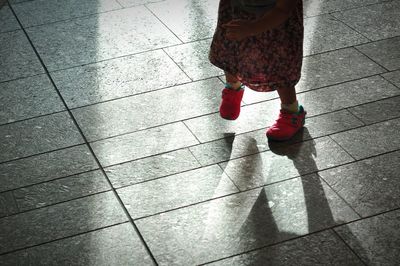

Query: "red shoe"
left=266, top=105, right=306, bottom=141
left=219, top=87, right=244, bottom=120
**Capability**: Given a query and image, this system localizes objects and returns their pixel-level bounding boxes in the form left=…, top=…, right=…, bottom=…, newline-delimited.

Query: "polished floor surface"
left=1, top=0, right=400, bottom=265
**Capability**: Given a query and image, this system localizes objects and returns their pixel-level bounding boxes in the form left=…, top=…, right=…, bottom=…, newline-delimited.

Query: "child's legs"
left=225, top=71, right=242, bottom=90
left=277, top=86, right=297, bottom=104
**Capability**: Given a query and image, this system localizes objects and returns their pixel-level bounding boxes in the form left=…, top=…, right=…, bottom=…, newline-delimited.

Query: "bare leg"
left=225, top=71, right=242, bottom=90
left=277, top=86, right=297, bottom=104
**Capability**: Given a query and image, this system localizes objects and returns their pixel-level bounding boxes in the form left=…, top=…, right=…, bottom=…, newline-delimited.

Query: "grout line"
left=331, top=229, right=369, bottom=266
left=161, top=48, right=193, bottom=82
left=1, top=189, right=112, bottom=219
left=7, top=5, right=159, bottom=265
left=0, top=222, right=130, bottom=257
left=380, top=73, right=400, bottom=90
left=144, top=4, right=184, bottom=44
left=217, top=164, right=242, bottom=192
left=353, top=46, right=391, bottom=72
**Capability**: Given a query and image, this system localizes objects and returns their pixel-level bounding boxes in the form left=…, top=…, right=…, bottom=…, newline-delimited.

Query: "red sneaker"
left=266, top=105, right=306, bottom=141
left=219, top=87, right=244, bottom=120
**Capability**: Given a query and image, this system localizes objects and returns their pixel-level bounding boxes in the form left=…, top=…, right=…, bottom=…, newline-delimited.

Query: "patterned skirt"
left=209, top=0, right=304, bottom=92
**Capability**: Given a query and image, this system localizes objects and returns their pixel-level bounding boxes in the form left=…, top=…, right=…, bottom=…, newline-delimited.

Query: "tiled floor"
left=1, top=0, right=399, bottom=265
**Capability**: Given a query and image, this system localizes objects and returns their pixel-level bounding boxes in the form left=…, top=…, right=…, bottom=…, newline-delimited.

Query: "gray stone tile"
left=25, top=6, right=181, bottom=71
left=303, top=0, right=385, bottom=17
left=73, top=78, right=222, bottom=141
left=0, top=145, right=98, bottom=192
left=0, top=223, right=154, bottom=265
left=13, top=0, right=121, bottom=27
left=298, top=75, right=400, bottom=116
left=0, top=191, right=127, bottom=254
left=0, top=75, right=65, bottom=125
left=298, top=48, right=385, bottom=93
left=147, top=0, right=219, bottom=42
left=332, top=1, right=400, bottom=41
left=13, top=170, right=111, bottom=212
left=206, top=230, right=363, bottom=266
left=382, top=70, right=400, bottom=87
left=221, top=137, right=354, bottom=190
left=319, top=151, right=400, bottom=217
left=136, top=175, right=359, bottom=265
left=356, top=37, right=400, bottom=71
left=190, top=110, right=363, bottom=166
left=164, top=39, right=223, bottom=80
left=304, top=109, right=364, bottom=137
left=244, top=48, right=386, bottom=104
left=0, top=192, right=18, bottom=218
left=51, top=50, right=190, bottom=108
left=330, top=118, right=400, bottom=160
left=0, top=5, right=20, bottom=33
left=303, top=14, right=368, bottom=56
left=118, top=165, right=238, bottom=219
left=335, top=209, right=400, bottom=266
left=91, top=122, right=199, bottom=167
left=105, top=149, right=200, bottom=188
left=348, top=96, right=400, bottom=124
left=0, top=112, right=84, bottom=163
left=0, top=30, right=44, bottom=82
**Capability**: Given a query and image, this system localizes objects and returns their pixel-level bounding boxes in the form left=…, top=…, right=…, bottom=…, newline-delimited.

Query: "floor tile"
left=0, top=192, right=18, bottom=218
left=0, top=74, right=65, bottom=125
left=303, top=14, right=368, bottom=56
left=298, top=48, right=385, bottom=93
left=330, top=118, right=400, bottom=160
left=0, top=223, right=154, bottom=265
left=319, top=151, right=400, bottom=217
left=0, top=5, right=20, bottom=33
left=0, top=112, right=84, bottom=163
left=105, top=149, right=200, bottom=188
left=73, top=78, right=222, bottom=141
left=0, top=30, right=44, bottom=82
left=382, top=70, right=400, bottom=87
left=25, top=6, right=181, bottom=71
left=91, top=122, right=199, bottom=167
left=206, top=230, right=363, bottom=266
left=13, top=170, right=111, bottom=212
left=221, top=137, right=354, bottom=190
left=189, top=110, right=363, bottom=166
left=118, top=165, right=238, bottom=219
left=298, top=75, right=400, bottom=116
left=136, top=175, right=359, bottom=265
left=147, top=0, right=219, bottom=42
left=335, top=209, right=400, bottom=266
left=245, top=48, right=385, bottom=104
left=0, top=191, right=127, bottom=254
left=356, top=37, right=400, bottom=71
left=0, top=145, right=98, bottom=192
left=13, top=0, right=121, bottom=27
left=332, top=1, right=400, bottom=41
left=303, top=0, right=384, bottom=17
left=164, top=39, right=223, bottom=80
left=51, top=49, right=190, bottom=108
left=348, top=96, right=400, bottom=124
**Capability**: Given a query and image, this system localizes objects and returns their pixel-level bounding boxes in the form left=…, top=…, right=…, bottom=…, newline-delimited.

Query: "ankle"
left=281, top=100, right=299, bottom=113
left=225, top=82, right=243, bottom=91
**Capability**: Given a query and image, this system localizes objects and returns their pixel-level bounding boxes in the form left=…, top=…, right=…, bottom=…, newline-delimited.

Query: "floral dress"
left=209, top=0, right=304, bottom=92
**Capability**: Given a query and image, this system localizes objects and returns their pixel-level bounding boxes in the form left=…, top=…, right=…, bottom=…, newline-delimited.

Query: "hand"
left=222, top=19, right=256, bottom=41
